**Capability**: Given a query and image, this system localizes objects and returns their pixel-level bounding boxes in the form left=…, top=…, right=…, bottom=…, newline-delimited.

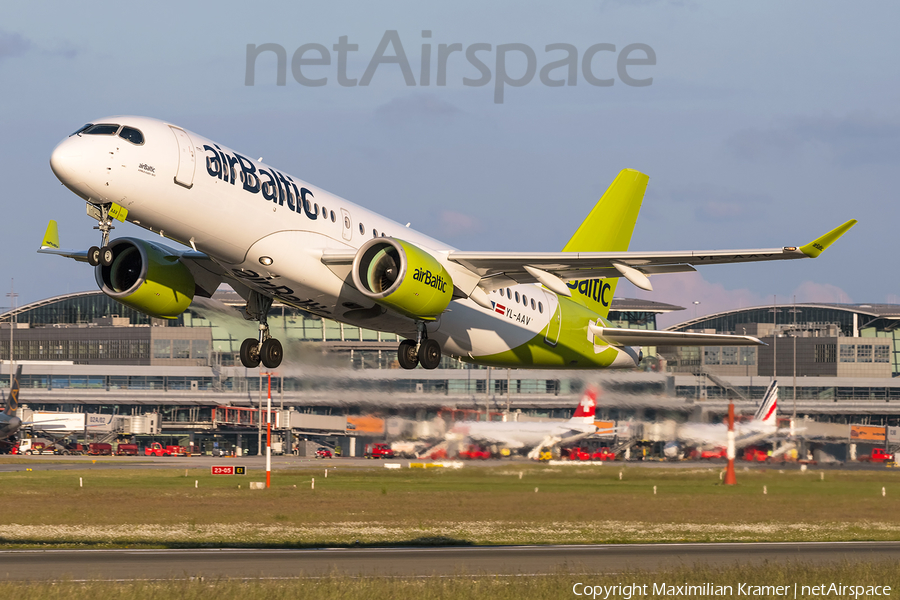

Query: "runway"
left=3, top=542, right=900, bottom=580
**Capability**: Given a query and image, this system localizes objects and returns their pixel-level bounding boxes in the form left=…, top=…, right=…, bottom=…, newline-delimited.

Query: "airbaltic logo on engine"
left=413, top=268, right=447, bottom=293
left=203, top=145, right=319, bottom=220
left=567, top=279, right=612, bottom=307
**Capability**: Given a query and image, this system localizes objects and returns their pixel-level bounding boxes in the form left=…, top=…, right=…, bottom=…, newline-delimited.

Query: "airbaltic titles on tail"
left=43, top=116, right=856, bottom=371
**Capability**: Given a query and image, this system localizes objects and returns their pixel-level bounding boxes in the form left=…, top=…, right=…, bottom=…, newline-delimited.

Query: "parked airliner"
left=449, top=387, right=601, bottom=458
left=43, top=117, right=856, bottom=370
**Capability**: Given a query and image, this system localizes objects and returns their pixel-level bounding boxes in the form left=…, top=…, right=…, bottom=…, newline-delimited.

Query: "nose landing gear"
left=86, top=203, right=118, bottom=267
left=397, top=322, right=442, bottom=370
left=239, top=291, right=284, bottom=369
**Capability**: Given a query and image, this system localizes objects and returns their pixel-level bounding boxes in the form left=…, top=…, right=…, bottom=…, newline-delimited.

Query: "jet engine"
left=351, top=238, right=453, bottom=321
left=95, top=238, right=195, bottom=319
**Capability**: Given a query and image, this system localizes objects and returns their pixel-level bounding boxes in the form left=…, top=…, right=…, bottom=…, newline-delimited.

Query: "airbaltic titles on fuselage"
left=203, top=145, right=319, bottom=219
left=567, top=278, right=612, bottom=308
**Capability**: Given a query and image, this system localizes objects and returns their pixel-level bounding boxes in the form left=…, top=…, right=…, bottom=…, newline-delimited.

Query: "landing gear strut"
left=86, top=203, right=116, bottom=267
left=397, top=322, right=442, bottom=370
left=239, top=291, right=284, bottom=369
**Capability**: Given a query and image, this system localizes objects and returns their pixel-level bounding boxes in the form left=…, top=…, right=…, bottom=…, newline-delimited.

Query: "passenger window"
left=83, top=124, right=120, bottom=135
left=359, top=223, right=365, bottom=235
left=515, top=292, right=520, bottom=303
left=538, top=302, right=543, bottom=314
left=506, top=288, right=511, bottom=297
left=322, top=206, right=327, bottom=217
left=531, top=299, right=536, bottom=310
left=523, top=295, right=528, bottom=305
left=118, top=127, right=144, bottom=145
left=343, top=215, right=350, bottom=228
left=373, top=229, right=378, bottom=237
left=331, top=211, right=337, bottom=223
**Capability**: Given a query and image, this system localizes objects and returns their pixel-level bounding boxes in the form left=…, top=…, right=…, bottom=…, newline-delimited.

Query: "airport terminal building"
left=2, top=290, right=899, bottom=456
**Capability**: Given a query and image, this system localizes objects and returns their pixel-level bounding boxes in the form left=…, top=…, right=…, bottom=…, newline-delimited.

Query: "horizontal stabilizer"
left=588, top=324, right=764, bottom=347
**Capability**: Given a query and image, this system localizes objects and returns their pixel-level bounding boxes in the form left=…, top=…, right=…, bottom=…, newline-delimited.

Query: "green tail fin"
left=562, top=169, right=648, bottom=318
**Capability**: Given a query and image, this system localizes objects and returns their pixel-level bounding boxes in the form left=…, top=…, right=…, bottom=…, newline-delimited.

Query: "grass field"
left=1, top=463, right=900, bottom=548
left=2, top=562, right=899, bottom=599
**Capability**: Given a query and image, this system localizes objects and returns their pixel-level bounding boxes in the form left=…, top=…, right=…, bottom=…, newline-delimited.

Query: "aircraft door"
left=340, top=208, right=352, bottom=241
left=169, top=126, right=195, bottom=189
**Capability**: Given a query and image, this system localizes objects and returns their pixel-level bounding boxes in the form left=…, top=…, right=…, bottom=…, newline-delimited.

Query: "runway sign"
left=211, top=465, right=247, bottom=475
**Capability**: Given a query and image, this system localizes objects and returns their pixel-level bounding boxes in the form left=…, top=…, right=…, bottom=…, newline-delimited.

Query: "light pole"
left=6, top=280, right=17, bottom=388
left=692, top=301, right=701, bottom=320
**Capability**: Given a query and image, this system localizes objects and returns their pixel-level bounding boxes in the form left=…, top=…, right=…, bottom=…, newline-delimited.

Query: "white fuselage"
left=50, top=116, right=557, bottom=361
left=452, top=419, right=596, bottom=449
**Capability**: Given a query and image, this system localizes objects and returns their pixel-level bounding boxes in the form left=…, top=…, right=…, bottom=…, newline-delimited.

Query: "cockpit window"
left=118, top=127, right=144, bottom=145
left=83, top=124, right=120, bottom=135
left=70, top=124, right=92, bottom=137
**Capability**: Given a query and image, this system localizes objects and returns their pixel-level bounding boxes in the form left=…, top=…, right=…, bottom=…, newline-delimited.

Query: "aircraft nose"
left=49, top=137, right=79, bottom=183
left=7, top=417, right=21, bottom=431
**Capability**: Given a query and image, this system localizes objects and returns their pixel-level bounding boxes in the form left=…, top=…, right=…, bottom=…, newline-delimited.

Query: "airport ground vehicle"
left=592, top=447, right=617, bottom=461
left=115, top=443, right=139, bottom=456
left=859, top=448, right=894, bottom=463
left=144, top=442, right=187, bottom=457
left=365, top=443, right=394, bottom=459
left=458, top=444, right=491, bottom=460
left=315, top=447, right=333, bottom=458
left=566, top=447, right=592, bottom=461
left=743, top=447, right=769, bottom=462
left=691, top=447, right=727, bottom=460
left=15, top=439, right=58, bottom=455
left=88, top=443, right=112, bottom=456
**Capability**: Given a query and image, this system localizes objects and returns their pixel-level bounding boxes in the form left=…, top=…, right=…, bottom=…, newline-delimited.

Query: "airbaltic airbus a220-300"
left=43, top=117, right=856, bottom=371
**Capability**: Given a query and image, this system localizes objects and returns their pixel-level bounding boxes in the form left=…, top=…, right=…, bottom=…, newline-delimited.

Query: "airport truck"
left=365, top=443, right=394, bottom=459
left=858, top=448, right=894, bottom=463
left=115, top=443, right=139, bottom=456
left=144, top=442, right=187, bottom=457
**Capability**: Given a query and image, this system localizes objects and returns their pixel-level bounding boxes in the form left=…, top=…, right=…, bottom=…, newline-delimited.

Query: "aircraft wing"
left=446, top=219, right=857, bottom=292
left=588, top=325, right=764, bottom=347
left=38, top=220, right=227, bottom=298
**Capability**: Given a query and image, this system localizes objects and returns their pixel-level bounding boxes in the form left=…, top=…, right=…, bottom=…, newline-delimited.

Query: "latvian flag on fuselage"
left=495, top=303, right=506, bottom=315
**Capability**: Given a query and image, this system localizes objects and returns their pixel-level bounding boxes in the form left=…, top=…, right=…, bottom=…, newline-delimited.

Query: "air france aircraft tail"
left=562, top=169, right=648, bottom=319
left=753, top=381, right=778, bottom=425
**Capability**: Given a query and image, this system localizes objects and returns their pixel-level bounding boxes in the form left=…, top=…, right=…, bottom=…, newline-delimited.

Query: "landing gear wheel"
left=418, top=338, right=442, bottom=370
left=260, top=338, right=283, bottom=369
left=99, top=246, right=114, bottom=267
left=397, top=339, right=419, bottom=369
left=239, top=338, right=261, bottom=368
left=88, top=246, right=101, bottom=267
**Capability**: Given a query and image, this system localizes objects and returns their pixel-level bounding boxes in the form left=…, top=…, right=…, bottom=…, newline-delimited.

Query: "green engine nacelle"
left=352, top=238, right=453, bottom=321
left=95, top=238, right=195, bottom=319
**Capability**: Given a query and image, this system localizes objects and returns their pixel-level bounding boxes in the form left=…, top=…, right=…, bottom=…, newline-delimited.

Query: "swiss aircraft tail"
left=562, top=169, right=648, bottom=318
left=4, top=365, right=22, bottom=417
left=569, top=387, right=599, bottom=424
left=753, top=380, right=778, bottom=425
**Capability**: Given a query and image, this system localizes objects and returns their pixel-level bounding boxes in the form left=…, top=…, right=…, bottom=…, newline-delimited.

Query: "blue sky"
left=1, top=1, right=897, bottom=325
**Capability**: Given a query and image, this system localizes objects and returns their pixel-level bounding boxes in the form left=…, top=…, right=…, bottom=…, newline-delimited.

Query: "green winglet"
left=41, top=220, right=60, bottom=250
left=799, top=219, right=858, bottom=258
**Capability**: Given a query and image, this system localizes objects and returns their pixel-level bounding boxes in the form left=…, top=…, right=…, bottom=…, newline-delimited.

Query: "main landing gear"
left=86, top=203, right=116, bottom=267
left=397, top=322, right=442, bottom=370
left=239, top=291, right=284, bottom=369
